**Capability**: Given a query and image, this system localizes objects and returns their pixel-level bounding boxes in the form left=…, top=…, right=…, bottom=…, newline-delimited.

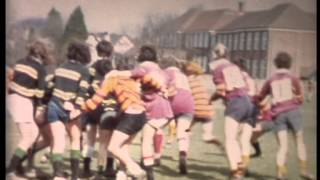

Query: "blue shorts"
left=274, top=108, right=302, bottom=133
left=225, top=95, right=256, bottom=127
left=47, top=100, right=70, bottom=123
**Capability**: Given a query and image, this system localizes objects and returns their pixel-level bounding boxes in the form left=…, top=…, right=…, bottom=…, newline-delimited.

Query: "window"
left=193, top=33, right=197, bottom=47
left=198, top=32, right=203, bottom=47
left=260, top=59, right=267, bottom=78
left=233, top=33, right=239, bottom=50
left=228, top=34, right=233, bottom=51
left=211, top=34, right=216, bottom=48
left=261, top=31, right=268, bottom=50
left=253, top=31, right=260, bottom=50
left=204, top=33, right=209, bottom=48
left=239, top=32, right=245, bottom=50
left=223, top=34, right=228, bottom=47
left=246, top=32, right=253, bottom=50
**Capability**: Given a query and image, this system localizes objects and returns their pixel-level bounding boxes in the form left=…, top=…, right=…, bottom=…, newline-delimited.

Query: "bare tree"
left=138, top=13, right=177, bottom=45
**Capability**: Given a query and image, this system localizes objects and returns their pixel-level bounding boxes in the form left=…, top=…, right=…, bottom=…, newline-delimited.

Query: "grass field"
left=6, top=80, right=317, bottom=180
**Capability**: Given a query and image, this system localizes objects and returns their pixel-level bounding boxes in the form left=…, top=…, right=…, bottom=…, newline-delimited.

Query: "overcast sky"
left=7, top=0, right=316, bottom=37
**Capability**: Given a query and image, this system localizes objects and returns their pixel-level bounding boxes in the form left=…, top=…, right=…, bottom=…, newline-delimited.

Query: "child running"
left=82, top=65, right=147, bottom=180
left=182, top=61, right=221, bottom=146
left=6, top=40, right=51, bottom=179
left=209, top=43, right=255, bottom=180
left=106, top=45, right=173, bottom=180
left=82, top=40, right=117, bottom=178
left=160, top=56, right=195, bottom=174
left=46, top=41, right=91, bottom=180
left=256, top=52, right=314, bottom=180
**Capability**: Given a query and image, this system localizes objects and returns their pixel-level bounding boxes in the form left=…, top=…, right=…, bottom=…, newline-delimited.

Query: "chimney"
left=238, top=1, right=244, bottom=15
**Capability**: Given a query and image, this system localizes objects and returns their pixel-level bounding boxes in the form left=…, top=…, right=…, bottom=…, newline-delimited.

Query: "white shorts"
left=7, top=94, right=34, bottom=123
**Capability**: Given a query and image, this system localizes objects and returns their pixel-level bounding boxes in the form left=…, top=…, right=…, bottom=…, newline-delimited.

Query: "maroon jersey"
left=258, top=69, right=302, bottom=116
left=210, top=59, right=248, bottom=100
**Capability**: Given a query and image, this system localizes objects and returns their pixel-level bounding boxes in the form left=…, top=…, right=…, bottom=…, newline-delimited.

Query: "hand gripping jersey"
left=83, top=76, right=145, bottom=113
left=188, top=75, right=214, bottom=119
left=131, top=61, right=167, bottom=98
left=258, top=69, right=303, bottom=116
left=210, top=59, right=248, bottom=100
left=130, top=61, right=173, bottom=119
left=257, top=96, right=273, bottom=121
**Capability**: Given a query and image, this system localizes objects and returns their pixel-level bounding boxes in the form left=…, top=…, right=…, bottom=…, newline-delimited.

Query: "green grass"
left=6, top=93, right=317, bottom=180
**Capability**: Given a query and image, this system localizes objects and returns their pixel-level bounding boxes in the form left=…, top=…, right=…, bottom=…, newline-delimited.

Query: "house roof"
left=181, top=9, right=240, bottom=33
left=160, top=8, right=202, bottom=33
left=220, top=3, right=316, bottom=31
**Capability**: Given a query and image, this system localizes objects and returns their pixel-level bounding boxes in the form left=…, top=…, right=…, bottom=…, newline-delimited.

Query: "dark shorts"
left=225, top=95, right=256, bottom=127
left=259, top=120, right=275, bottom=132
left=47, top=100, right=70, bottom=123
left=116, top=112, right=146, bottom=135
left=100, top=111, right=119, bottom=130
left=273, top=108, right=302, bottom=133
left=85, top=106, right=104, bottom=125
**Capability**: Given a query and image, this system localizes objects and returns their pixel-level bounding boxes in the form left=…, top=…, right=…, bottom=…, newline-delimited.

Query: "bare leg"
left=108, top=130, right=144, bottom=177
left=224, top=116, right=241, bottom=171
left=276, top=130, right=288, bottom=179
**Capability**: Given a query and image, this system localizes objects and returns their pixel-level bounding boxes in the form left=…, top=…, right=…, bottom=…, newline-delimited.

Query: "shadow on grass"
left=154, top=162, right=275, bottom=180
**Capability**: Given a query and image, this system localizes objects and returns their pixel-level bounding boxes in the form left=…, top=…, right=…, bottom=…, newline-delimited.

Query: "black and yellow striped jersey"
left=8, top=56, right=47, bottom=107
left=50, top=60, right=91, bottom=110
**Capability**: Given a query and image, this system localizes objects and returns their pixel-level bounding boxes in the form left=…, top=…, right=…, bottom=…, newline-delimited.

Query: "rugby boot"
left=82, top=157, right=93, bottom=178
left=127, top=165, right=147, bottom=180
left=70, top=158, right=80, bottom=180
left=154, top=158, right=161, bottom=166
left=53, top=161, right=66, bottom=179
left=300, top=172, right=315, bottom=180
left=276, top=166, right=288, bottom=180
left=104, top=157, right=116, bottom=177
left=6, top=155, right=23, bottom=175
left=143, top=166, right=154, bottom=180
left=229, top=169, right=243, bottom=180
left=179, top=151, right=188, bottom=175
left=250, top=142, right=262, bottom=158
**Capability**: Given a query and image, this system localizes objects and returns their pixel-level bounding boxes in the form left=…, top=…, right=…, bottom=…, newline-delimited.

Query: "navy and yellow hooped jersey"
left=51, top=60, right=91, bottom=110
left=9, top=56, right=47, bottom=107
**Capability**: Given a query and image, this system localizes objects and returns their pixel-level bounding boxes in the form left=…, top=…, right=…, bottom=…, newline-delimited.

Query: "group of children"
left=5, top=38, right=314, bottom=180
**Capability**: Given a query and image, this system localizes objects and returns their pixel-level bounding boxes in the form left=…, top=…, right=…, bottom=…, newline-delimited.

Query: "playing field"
left=6, top=79, right=317, bottom=180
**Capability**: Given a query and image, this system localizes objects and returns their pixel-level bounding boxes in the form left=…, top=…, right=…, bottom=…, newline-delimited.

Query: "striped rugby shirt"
left=87, top=59, right=118, bottom=111
left=50, top=60, right=91, bottom=110
left=9, top=56, right=47, bottom=108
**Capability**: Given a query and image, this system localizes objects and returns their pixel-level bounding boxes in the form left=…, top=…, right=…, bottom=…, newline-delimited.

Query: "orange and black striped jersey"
left=8, top=56, right=47, bottom=107
left=83, top=76, right=145, bottom=113
left=50, top=60, right=91, bottom=110
left=188, top=75, right=214, bottom=119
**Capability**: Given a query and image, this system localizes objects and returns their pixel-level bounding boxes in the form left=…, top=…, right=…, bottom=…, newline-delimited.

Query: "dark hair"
left=67, top=41, right=91, bottom=65
left=96, top=40, right=113, bottom=57
left=274, top=52, right=292, bottom=69
left=137, top=45, right=157, bottom=62
left=97, top=60, right=113, bottom=75
left=159, top=56, right=178, bottom=69
left=27, top=40, right=53, bottom=65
